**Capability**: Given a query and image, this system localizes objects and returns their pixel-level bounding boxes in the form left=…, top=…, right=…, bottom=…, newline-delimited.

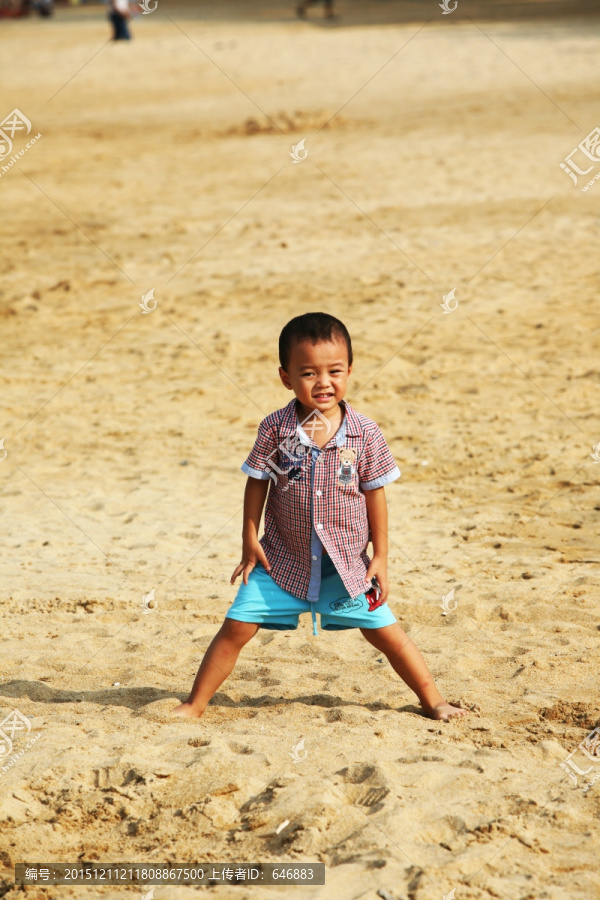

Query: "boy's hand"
left=231, top=540, right=271, bottom=586
left=365, top=556, right=388, bottom=602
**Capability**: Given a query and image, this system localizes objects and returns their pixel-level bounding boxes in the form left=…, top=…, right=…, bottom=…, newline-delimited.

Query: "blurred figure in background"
left=0, top=0, right=52, bottom=16
left=296, top=0, right=334, bottom=19
left=33, top=0, right=54, bottom=15
left=108, top=0, right=132, bottom=40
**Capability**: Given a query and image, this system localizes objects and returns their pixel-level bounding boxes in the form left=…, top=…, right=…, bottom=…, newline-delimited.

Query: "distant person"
left=33, top=0, right=54, bottom=16
left=108, top=0, right=132, bottom=40
left=296, top=0, right=334, bottom=19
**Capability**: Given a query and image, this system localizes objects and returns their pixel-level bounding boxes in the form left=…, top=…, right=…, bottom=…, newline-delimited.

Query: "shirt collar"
left=279, top=397, right=361, bottom=448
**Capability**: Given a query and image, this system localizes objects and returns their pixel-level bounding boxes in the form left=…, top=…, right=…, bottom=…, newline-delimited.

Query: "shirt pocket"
left=274, top=448, right=308, bottom=486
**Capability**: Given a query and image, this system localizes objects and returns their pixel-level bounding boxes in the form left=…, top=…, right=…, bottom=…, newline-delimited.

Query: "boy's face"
left=278, top=337, right=352, bottom=415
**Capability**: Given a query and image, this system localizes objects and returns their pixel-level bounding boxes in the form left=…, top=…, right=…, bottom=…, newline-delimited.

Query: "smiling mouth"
left=313, top=393, right=334, bottom=399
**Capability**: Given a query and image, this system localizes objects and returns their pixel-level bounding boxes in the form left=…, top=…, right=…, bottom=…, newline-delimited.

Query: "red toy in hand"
left=366, top=576, right=385, bottom=611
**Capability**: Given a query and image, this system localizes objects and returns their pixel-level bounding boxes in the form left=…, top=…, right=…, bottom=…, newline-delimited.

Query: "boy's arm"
left=231, top=477, right=272, bottom=585
left=364, top=486, right=389, bottom=601
left=242, top=476, right=270, bottom=540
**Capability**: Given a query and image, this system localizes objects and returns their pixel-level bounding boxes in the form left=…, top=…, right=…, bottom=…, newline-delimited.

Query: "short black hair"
left=278, top=312, right=353, bottom=371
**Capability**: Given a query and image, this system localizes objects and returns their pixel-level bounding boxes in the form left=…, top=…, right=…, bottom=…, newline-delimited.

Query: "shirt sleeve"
left=357, top=424, right=401, bottom=490
left=241, top=417, right=278, bottom=480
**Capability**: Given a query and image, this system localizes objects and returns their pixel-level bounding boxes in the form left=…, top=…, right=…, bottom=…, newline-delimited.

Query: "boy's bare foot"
left=425, top=701, right=470, bottom=721
left=171, top=702, right=205, bottom=719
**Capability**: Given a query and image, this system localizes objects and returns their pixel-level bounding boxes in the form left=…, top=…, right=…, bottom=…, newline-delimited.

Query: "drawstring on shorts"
left=311, top=605, right=318, bottom=636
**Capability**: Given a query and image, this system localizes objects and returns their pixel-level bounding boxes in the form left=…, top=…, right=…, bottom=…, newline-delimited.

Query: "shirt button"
left=316, top=523, right=323, bottom=530
left=316, top=490, right=323, bottom=496
left=312, top=555, right=318, bottom=561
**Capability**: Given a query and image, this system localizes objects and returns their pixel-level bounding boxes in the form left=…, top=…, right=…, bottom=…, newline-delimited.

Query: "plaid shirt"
left=241, top=398, right=401, bottom=601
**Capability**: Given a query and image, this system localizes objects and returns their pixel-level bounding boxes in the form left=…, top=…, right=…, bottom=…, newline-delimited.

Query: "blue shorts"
left=225, top=553, right=397, bottom=634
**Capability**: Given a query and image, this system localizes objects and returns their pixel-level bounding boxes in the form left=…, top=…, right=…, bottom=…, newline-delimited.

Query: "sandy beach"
left=1, top=1, right=599, bottom=897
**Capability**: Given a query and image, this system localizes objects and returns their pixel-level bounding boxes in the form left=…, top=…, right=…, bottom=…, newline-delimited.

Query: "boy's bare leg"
left=360, top=623, right=469, bottom=721
left=172, top=619, right=260, bottom=718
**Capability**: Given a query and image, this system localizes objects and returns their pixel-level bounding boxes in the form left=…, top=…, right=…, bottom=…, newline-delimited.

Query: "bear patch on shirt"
left=337, top=446, right=357, bottom=487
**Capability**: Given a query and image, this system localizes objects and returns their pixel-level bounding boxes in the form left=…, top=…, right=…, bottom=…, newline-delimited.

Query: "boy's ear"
left=279, top=366, right=293, bottom=390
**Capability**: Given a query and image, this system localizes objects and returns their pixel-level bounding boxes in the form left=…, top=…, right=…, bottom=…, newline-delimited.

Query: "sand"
left=1, top=1, right=599, bottom=898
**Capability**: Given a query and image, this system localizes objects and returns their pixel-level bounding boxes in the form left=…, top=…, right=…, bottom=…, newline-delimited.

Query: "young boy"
left=173, top=313, right=468, bottom=721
